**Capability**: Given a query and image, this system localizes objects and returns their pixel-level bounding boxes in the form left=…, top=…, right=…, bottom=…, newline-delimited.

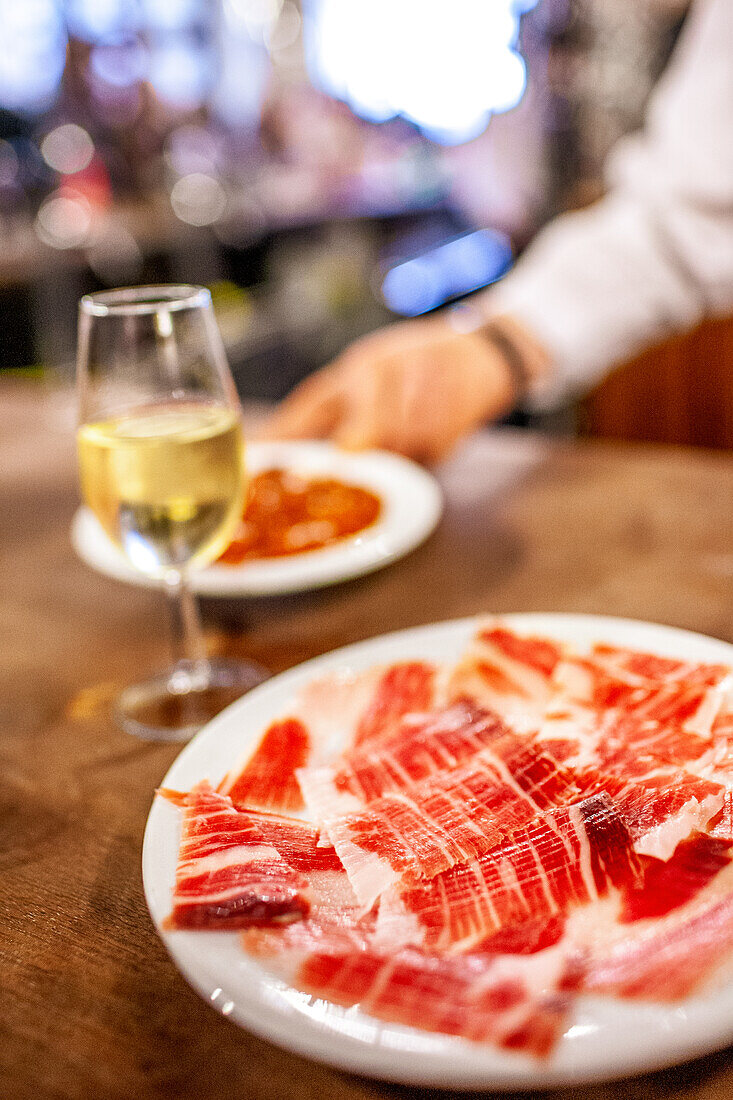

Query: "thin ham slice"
left=241, top=883, right=372, bottom=970
left=445, top=626, right=565, bottom=731
left=217, top=662, right=436, bottom=815
left=618, top=833, right=732, bottom=923
left=324, top=734, right=581, bottom=907
left=378, top=795, right=641, bottom=951
left=297, top=699, right=511, bottom=822
left=218, top=717, right=310, bottom=813
left=475, top=913, right=568, bottom=956
left=292, top=665, right=385, bottom=756
left=594, top=695, right=719, bottom=770
left=576, top=864, right=733, bottom=1001
left=353, top=661, right=437, bottom=747
left=161, top=782, right=313, bottom=930
left=297, top=944, right=576, bottom=1058
left=478, top=626, right=565, bottom=679
left=547, top=655, right=723, bottom=764
left=572, top=765, right=724, bottom=861
left=590, top=644, right=732, bottom=690
left=246, top=897, right=579, bottom=1060
left=537, top=651, right=728, bottom=858
left=701, top=703, right=733, bottom=788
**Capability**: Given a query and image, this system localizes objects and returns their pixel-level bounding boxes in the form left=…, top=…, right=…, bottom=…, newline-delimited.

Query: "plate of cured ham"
left=71, top=440, right=443, bottom=596
left=142, top=613, right=733, bottom=1088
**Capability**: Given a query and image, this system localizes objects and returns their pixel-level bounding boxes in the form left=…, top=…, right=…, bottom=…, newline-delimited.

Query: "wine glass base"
left=113, top=658, right=270, bottom=742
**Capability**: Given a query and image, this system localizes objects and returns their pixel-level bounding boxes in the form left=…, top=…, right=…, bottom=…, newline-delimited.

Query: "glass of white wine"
left=76, top=284, right=268, bottom=741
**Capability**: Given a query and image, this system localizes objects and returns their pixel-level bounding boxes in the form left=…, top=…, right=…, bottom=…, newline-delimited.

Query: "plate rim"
left=70, top=439, right=443, bottom=597
left=142, top=612, right=733, bottom=1089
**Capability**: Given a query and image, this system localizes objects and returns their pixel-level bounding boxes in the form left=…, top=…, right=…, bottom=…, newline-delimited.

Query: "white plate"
left=142, top=613, right=733, bottom=1089
left=71, top=440, right=443, bottom=596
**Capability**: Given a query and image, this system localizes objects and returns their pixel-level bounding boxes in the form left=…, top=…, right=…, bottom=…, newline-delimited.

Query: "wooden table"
left=2, top=380, right=732, bottom=1100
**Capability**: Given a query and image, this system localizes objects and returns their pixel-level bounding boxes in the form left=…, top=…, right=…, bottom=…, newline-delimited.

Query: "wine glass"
left=76, top=284, right=268, bottom=741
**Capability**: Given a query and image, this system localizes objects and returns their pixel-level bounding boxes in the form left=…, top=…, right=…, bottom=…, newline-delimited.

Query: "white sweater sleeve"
left=486, top=0, right=733, bottom=410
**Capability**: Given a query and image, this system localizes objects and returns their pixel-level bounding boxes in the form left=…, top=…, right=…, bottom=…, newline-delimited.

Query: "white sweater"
left=486, top=0, right=733, bottom=410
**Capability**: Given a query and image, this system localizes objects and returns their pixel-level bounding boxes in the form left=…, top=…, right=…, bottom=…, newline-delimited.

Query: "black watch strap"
left=447, top=303, right=532, bottom=404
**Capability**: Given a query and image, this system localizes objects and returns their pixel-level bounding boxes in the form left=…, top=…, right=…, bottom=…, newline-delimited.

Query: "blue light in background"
left=303, top=0, right=538, bottom=146
left=66, top=0, right=204, bottom=45
left=382, top=229, right=513, bottom=317
left=0, top=0, right=67, bottom=112
left=212, top=0, right=272, bottom=129
left=148, top=38, right=211, bottom=108
left=89, top=43, right=148, bottom=88
left=65, top=0, right=138, bottom=44
left=140, top=0, right=204, bottom=33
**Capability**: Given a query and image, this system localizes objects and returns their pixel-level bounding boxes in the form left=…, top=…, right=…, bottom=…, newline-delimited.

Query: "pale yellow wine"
left=77, top=403, right=244, bottom=574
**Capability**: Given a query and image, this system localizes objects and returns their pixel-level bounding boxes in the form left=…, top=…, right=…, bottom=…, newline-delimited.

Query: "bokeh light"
left=148, top=39, right=210, bottom=108
left=382, top=230, right=513, bottom=316
left=35, top=192, right=93, bottom=249
left=86, top=221, right=143, bottom=283
left=170, top=172, right=227, bottom=225
left=89, top=43, right=148, bottom=89
left=65, top=0, right=138, bottom=44
left=0, top=0, right=67, bottom=112
left=166, top=125, right=224, bottom=178
left=41, top=125, right=95, bottom=176
left=140, top=0, right=205, bottom=33
left=268, top=1, right=301, bottom=52
left=303, top=0, right=537, bottom=145
left=224, top=0, right=283, bottom=39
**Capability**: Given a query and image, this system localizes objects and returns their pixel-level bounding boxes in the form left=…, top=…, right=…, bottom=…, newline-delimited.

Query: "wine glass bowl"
left=76, top=285, right=268, bottom=741
left=77, top=403, right=245, bottom=574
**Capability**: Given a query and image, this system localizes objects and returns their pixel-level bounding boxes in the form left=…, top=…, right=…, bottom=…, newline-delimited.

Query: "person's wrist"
left=446, top=301, right=550, bottom=406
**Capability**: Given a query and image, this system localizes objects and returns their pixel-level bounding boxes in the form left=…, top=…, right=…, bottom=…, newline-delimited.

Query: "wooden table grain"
left=2, top=380, right=732, bottom=1100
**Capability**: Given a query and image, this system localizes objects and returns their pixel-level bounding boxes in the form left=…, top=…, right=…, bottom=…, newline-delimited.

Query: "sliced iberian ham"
left=296, top=943, right=576, bottom=1058
left=712, top=705, right=733, bottom=743
left=575, top=862, right=733, bottom=1001
left=377, top=795, right=641, bottom=951
left=218, top=717, right=310, bottom=813
left=216, top=661, right=439, bottom=816
left=323, top=734, right=581, bottom=907
left=589, top=644, right=732, bottom=690
left=291, top=665, right=384, bottom=754
left=353, top=661, right=437, bottom=747
left=242, top=893, right=372, bottom=960
left=476, top=913, right=568, bottom=956
left=543, top=674, right=715, bottom=770
left=618, top=833, right=732, bottom=923
left=297, top=699, right=511, bottom=822
left=160, top=782, right=338, bottom=929
left=244, top=909, right=579, bottom=1059
left=571, top=765, right=724, bottom=861
left=535, top=650, right=728, bottom=858
left=446, top=625, right=565, bottom=730
left=479, top=626, right=565, bottom=679
left=543, top=651, right=725, bottom=769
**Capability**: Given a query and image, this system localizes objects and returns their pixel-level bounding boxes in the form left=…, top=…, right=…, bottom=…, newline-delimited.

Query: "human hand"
left=259, top=314, right=523, bottom=463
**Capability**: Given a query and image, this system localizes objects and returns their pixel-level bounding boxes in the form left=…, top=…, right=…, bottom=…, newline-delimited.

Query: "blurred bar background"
left=1, top=0, right=729, bottom=446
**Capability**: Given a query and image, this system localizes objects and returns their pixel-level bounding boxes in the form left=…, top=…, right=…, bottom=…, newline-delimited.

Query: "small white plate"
left=71, top=440, right=443, bottom=596
left=142, top=613, right=733, bottom=1089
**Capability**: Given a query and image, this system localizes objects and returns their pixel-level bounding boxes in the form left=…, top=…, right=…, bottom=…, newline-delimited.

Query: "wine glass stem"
left=164, top=569, right=208, bottom=671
